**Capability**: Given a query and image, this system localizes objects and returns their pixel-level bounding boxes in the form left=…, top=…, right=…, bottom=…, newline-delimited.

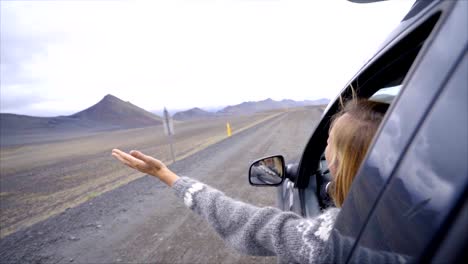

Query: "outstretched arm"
left=112, top=149, right=339, bottom=263
left=172, top=176, right=339, bottom=263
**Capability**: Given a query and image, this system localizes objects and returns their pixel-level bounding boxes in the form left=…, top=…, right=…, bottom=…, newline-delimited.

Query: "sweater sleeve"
left=172, top=176, right=340, bottom=264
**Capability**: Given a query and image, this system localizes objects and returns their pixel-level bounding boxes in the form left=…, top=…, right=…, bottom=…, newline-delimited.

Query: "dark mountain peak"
left=101, top=94, right=122, bottom=103
left=1, top=95, right=165, bottom=141
left=69, top=94, right=162, bottom=128
left=85, top=94, right=130, bottom=112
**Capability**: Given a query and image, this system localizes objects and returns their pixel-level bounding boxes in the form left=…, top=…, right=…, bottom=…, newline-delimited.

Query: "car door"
left=327, top=0, right=466, bottom=263
left=347, top=43, right=467, bottom=264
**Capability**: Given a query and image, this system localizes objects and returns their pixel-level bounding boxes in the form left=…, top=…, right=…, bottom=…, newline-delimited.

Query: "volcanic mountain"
left=0, top=94, right=163, bottom=144
left=70, top=94, right=163, bottom=128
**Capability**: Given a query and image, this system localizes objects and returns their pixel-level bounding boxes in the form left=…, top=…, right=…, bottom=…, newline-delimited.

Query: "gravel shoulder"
left=0, top=112, right=279, bottom=239
left=0, top=107, right=322, bottom=264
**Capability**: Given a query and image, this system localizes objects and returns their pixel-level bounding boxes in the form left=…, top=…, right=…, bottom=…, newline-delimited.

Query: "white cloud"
left=0, top=0, right=414, bottom=116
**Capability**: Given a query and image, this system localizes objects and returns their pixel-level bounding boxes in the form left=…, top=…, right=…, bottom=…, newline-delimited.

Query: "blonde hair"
left=328, top=98, right=389, bottom=207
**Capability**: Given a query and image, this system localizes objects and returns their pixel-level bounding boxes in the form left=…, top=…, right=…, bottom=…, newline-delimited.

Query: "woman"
left=112, top=98, right=389, bottom=263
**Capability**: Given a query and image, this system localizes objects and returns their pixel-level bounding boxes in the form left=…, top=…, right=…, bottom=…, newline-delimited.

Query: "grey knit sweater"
left=172, top=177, right=340, bottom=264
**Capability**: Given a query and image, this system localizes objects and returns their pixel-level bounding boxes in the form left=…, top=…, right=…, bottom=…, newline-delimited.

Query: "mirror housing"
left=249, top=155, right=285, bottom=186
left=285, top=163, right=299, bottom=182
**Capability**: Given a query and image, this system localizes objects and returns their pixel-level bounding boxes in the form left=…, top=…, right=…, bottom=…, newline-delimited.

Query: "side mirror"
left=249, top=155, right=285, bottom=186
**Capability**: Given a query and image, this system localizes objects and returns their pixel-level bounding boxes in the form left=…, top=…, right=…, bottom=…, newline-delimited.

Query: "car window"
left=301, top=9, right=443, bottom=218
left=295, top=8, right=444, bottom=194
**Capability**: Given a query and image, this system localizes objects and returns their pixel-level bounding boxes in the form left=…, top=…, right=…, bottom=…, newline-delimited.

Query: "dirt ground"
left=0, top=107, right=323, bottom=263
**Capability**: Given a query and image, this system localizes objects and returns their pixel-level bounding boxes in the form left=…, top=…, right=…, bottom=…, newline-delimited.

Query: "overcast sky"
left=0, top=0, right=414, bottom=116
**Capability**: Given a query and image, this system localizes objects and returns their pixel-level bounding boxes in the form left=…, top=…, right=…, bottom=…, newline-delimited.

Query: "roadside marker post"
left=163, top=107, right=176, bottom=163
left=226, top=122, right=232, bottom=137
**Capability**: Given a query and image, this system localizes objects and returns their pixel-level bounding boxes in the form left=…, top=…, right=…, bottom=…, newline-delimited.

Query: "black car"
left=248, top=0, right=467, bottom=263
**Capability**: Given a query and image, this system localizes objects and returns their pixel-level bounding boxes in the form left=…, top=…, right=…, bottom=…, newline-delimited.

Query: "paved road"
left=0, top=107, right=322, bottom=264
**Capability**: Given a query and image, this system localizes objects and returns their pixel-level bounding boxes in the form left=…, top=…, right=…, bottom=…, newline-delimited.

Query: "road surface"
left=0, top=107, right=322, bottom=263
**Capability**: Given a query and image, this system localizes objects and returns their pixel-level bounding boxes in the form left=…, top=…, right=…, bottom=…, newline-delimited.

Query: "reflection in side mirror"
left=249, top=155, right=285, bottom=186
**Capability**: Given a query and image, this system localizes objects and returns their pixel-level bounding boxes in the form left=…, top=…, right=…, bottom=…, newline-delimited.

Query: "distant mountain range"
left=217, top=98, right=329, bottom=115
left=0, top=94, right=163, bottom=138
left=172, top=98, right=330, bottom=120
left=0, top=95, right=329, bottom=140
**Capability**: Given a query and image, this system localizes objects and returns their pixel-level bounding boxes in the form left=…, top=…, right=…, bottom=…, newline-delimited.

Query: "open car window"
left=299, top=7, right=444, bottom=219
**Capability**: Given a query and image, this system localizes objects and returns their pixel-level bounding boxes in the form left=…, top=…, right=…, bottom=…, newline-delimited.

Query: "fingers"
left=112, top=149, right=145, bottom=169
left=130, top=150, right=166, bottom=170
left=129, top=150, right=151, bottom=163
left=112, top=152, right=135, bottom=169
left=111, top=149, right=134, bottom=168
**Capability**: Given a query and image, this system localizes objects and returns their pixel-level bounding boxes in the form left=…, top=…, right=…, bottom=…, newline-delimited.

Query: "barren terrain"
left=0, top=106, right=323, bottom=263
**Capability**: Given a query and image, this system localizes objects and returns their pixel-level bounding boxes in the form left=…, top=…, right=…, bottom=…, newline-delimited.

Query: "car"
left=248, top=0, right=467, bottom=263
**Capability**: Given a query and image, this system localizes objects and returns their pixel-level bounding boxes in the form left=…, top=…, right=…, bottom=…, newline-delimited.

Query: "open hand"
left=111, top=149, right=179, bottom=186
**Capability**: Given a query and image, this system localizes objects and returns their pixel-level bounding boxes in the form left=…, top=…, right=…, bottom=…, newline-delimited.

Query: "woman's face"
left=325, top=132, right=337, bottom=177
left=325, top=114, right=348, bottom=176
